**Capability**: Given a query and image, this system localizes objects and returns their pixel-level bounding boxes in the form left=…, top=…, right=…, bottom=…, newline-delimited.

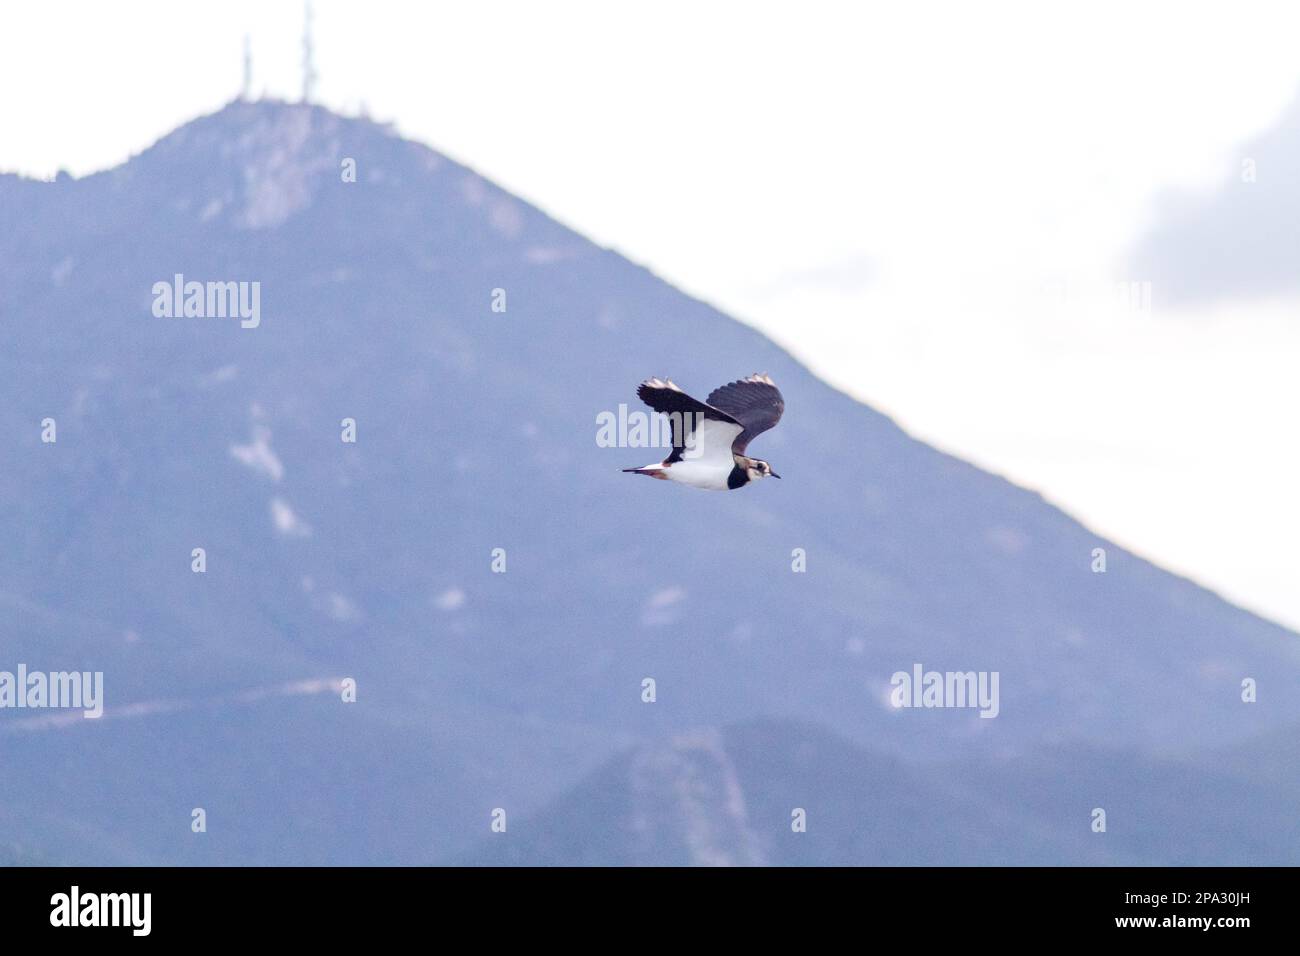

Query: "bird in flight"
left=623, top=374, right=784, bottom=490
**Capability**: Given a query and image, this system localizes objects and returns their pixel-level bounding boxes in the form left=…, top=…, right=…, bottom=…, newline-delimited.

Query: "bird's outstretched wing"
left=706, top=374, right=784, bottom=454
left=636, top=378, right=742, bottom=465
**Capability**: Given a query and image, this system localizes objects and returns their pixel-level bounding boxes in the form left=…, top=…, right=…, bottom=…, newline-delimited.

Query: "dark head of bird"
left=744, top=457, right=780, bottom=481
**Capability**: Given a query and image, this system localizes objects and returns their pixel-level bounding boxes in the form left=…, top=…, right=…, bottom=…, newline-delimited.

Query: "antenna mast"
left=301, top=1, right=318, bottom=103
left=241, top=35, right=253, bottom=100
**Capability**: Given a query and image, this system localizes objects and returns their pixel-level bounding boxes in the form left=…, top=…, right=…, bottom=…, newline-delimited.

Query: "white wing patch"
left=660, top=417, right=743, bottom=490
left=682, top=417, right=744, bottom=467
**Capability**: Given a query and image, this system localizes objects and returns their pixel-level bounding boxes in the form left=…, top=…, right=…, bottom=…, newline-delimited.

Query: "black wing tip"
left=715, top=372, right=779, bottom=391
left=636, top=377, right=679, bottom=405
left=641, top=374, right=777, bottom=397
left=637, top=376, right=682, bottom=392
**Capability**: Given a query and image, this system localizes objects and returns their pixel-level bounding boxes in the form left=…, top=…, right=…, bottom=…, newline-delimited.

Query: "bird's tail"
left=622, top=466, right=666, bottom=479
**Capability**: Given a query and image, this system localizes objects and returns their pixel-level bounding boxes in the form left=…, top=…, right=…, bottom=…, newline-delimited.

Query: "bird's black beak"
left=771, top=471, right=781, bottom=479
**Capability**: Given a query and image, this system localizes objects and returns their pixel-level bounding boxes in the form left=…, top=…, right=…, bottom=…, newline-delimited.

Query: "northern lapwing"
left=622, top=374, right=784, bottom=490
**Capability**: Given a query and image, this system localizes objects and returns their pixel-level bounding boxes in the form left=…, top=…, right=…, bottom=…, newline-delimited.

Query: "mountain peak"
left=119, top=99, right=440, bottom=231
left=2, top=96, right=580, bottom=271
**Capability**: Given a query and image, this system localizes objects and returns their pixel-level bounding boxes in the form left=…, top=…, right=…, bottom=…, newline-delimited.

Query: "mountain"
left=465, top=719, right=1300, bottom=866
left=1, top=100, right=1297, bottom=865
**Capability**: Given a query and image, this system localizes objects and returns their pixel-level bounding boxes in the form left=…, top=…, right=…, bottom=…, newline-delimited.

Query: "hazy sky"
left=4, top=1, right=1300, bottom=628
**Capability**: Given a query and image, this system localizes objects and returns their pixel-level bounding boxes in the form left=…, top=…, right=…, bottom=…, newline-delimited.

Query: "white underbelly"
left=663, top=458, right=733, bottom=490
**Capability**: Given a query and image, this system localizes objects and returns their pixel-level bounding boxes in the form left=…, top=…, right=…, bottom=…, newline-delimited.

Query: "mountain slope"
left=1, top=100, right=1297, bottom=864
left=464, top=719, right=1300, bottom=866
